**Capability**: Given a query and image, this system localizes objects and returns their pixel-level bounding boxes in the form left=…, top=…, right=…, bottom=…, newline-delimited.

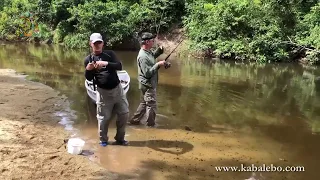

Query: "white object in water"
left=245, top=172, right=265, bottom=180
left=67, top=138, right=85, bottom=155
left=85, top=70, right=130, bottom=103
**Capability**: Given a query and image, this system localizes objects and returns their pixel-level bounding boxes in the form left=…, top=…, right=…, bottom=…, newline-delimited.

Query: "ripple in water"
left=54, top=111, right=75, bottom=131
left=53, top=102, right=80, bottom=137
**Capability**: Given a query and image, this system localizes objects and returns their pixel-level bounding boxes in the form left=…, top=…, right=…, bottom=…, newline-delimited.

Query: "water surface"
left=0, top=43, right=319, bottom=179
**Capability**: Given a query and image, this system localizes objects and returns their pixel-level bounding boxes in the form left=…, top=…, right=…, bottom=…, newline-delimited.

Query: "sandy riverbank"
left=0, top=69, right=117, bottom=180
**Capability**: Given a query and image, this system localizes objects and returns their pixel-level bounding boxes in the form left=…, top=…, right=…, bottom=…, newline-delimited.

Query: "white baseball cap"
left=90, top=33, right=103, bottom=43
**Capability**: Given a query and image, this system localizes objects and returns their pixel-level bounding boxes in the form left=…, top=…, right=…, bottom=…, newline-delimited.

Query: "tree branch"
left=277, top=36, right=320, bottom=53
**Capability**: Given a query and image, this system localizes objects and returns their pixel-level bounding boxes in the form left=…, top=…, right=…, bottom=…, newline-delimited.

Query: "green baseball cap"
left=141, top=32, right=156, bottom=40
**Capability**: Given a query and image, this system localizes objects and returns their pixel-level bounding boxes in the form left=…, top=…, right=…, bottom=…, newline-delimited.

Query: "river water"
left=0, top=43, right=320, bottom=179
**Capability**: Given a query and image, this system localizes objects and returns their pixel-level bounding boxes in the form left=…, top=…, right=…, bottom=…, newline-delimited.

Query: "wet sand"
left=0, top=69, right=117, bottom=180
left=79, top=122, right=309, bottom=180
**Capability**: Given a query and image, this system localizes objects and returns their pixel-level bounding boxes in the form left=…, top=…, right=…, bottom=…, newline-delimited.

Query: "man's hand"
left=158, top=46, right=164, bottom=54
left=95, top=61, right=108, bottom=69
left=157, top=60, right=166, bottom=66
left=86, top=62, right=95, bottom=70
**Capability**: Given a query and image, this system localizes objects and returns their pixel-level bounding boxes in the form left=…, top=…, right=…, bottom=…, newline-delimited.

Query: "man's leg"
left=129, top=89, right=147, bottom=124
left=96, top=88, right=114, bottom=146
left=144, top=88, right=157, bottom=127
left=113, top=85, right=129, bottom=145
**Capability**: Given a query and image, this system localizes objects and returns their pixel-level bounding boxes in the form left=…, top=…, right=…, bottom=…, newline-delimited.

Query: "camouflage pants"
left=130, top=86, right=157, bottom=126
left=96, top=84, right=129, bottom=142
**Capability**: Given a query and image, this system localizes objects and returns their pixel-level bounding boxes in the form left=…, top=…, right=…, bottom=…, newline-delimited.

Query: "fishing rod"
left=88, top=45, right=97, bottom=91
left=163, top=38, right=184, bottom=69
left=154, top=9, right=185, bottom=68
left=164, top=38, right=184, bottom=61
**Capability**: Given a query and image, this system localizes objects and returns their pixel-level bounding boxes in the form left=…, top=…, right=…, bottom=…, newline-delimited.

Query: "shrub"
left=295, top=3, right=320, bottom=64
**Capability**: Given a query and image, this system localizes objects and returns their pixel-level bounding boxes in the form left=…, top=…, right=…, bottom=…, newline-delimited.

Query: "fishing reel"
left=88, top=55, right=97, bottom=65
left=164, top=61, right=171, bottom=69
left=89, top=59, right=96, bottom=64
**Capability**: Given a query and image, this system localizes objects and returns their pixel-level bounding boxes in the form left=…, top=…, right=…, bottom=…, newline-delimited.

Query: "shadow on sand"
left=126, top=139, right=194, bottom=155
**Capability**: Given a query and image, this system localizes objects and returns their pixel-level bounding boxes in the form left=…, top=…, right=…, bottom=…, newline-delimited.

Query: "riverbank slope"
left=0, top=69, right=117, bottom=180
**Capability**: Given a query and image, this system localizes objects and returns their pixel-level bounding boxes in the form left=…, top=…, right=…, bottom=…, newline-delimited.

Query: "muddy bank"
left=0, top=69, right=117, bottom=180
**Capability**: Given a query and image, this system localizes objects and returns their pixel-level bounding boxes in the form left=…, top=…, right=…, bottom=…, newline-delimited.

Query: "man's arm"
left=84, top=56, right=95, bottom=81
left=153, top=46, right=164, bottom=58
left=105, top=50, right=122, bottom=70
left=138, top=57, right=160, bottom=79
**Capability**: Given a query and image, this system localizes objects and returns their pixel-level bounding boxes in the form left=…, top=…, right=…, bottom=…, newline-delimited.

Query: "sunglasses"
left=93, top=41, right=103, bottom=45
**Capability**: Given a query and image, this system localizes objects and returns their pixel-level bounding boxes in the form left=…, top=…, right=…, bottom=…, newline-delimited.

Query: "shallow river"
left=1, top=43, right=320, bottom=180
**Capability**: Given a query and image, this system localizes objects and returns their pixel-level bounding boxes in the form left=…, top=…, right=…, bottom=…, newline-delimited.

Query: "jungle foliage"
left=0, top=0, right=319, bottom=63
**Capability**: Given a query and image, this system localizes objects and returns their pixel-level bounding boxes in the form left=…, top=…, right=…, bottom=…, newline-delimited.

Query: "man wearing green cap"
left=129, top=32, right=167, bottom=127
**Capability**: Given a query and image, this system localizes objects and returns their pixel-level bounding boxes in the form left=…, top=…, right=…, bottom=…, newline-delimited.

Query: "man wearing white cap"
left=84, top=33, right=129, bottom=147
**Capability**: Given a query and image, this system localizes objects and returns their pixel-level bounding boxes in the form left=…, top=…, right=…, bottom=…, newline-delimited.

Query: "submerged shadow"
left=89, top=171, right=139, bottom=180
left=128, top=140, right=194, bottom=155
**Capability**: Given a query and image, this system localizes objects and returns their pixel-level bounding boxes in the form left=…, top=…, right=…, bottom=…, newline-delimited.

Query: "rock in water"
left=184, top=126, right=192, bottom=131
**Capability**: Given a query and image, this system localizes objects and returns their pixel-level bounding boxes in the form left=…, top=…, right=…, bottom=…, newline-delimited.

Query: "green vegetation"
left=183, top=0, right=320, bottom=64
left=0, top=0, right=320, bottom=64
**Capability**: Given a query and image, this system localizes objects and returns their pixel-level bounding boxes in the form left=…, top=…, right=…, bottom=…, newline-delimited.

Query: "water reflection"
left=1, top=43, right=320, bottom=179
left=1, top=43, right=320, bottom=133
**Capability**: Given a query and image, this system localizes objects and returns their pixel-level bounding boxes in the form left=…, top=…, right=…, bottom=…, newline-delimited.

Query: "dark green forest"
left=0, top=0, right=320, bottom=64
